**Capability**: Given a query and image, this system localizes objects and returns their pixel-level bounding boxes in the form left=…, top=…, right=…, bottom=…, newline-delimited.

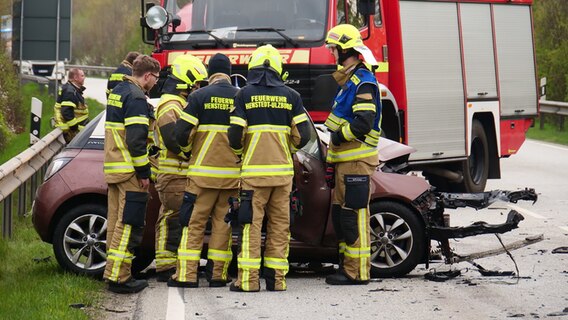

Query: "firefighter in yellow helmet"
left=227, top=45, right=311, bottom=292
left=153, top=54, right=208, bottom=281
left=323, top=24, right=382, bottom=285
left=168, top=53, right=240, bottom=288
left=103, top=55, right=161, bottom=293
left=54, top=68, right=89, bottom=143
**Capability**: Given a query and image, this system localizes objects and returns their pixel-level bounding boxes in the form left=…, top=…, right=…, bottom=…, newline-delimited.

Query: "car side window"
left=299, top=121, right=322, bottom=161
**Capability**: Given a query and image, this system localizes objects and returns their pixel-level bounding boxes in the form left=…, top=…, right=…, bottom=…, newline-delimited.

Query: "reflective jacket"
left=176, top=77, right=240, bottom=189
left=54, top=82, right=89, bottom=131
left=228, top=68, right=310, bottom=187
left=104, top=76, right=152, bottom=184
left=324, top=63, right=382, bottom=164
left=155, top=92, right=189, bottom=185
left=106, top=60, right=133, bottom=96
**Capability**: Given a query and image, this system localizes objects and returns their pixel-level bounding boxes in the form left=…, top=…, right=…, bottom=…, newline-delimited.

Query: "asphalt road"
left=85, top=78, right=568, bottom=320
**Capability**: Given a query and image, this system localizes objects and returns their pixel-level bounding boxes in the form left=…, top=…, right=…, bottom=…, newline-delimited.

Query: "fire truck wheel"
left=369, top=201, right=426, bottom=278
left=458, top=120, right=489, bottom=193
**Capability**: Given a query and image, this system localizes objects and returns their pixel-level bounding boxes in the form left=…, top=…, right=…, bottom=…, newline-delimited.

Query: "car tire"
left=457, top=119, right=489, bottom=193
left=53, top=204, right=108, bottom=277
left=53, top=203, right=155, bottom=278
left=369, top=201, right=426, bottom=278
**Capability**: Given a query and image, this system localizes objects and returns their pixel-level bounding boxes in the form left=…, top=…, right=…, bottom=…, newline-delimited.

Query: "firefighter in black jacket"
left=168, top=53, right=240, bottom=288
left=228, top=45, right=311, bottom=292
left=103, top=55, right=161, bottom=294
left=107, top=51, right=141, bottom=96
left=54, top=68, right=88, bottom=143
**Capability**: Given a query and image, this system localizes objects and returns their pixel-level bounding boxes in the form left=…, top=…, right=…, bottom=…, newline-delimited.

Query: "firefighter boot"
left=108, top=278, right=149, bottom=294
left=325, top=271, right=369, bottom=286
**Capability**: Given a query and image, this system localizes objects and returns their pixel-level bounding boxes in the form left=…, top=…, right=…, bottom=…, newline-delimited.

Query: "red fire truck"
left=140, top=0, right=538, bottom=192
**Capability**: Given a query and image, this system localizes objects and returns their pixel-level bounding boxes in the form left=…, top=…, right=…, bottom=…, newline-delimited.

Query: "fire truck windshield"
left=163, top=0, right=328, bottom=45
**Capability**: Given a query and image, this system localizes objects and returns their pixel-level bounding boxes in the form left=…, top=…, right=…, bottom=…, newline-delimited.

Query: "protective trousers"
left=332, top=161, right=375, bottom=281
left=104, top=174, right=148, bottom=283
left=235, top=180, right=292, bottom=292
left=155, top=179, right=184, bottom=273
left=173, top=181, right=237, bottom=284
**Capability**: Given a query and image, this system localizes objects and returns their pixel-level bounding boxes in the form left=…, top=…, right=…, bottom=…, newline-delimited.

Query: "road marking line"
left=559, top=226, right=568, bottom=233
left=530, top=140, right=568, bottom=151
left=507, top=204, right=547, bottom=220
left=166, top=287, right=185, bottom=320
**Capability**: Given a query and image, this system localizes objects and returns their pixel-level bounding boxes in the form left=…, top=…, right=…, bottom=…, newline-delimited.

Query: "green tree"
left=534, top=0, right=568, bottom=101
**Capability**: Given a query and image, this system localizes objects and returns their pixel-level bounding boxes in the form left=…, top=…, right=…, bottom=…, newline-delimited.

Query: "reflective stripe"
left=247, top=125, right=290, bottom=133
left=193, top=132, right=216, bottom=166
left=109, top=73, right=125, bottom=81
left=238, top=258, right=262, bottom=269
left=230, top=116, right=246, bottom=127
left=277, top=132, right=292, bottom=162
left=66, top=114, right=89, bottom=127
left=124, top=116, right=149, bottom=126
left=232, top=147, right=243, bottom=156
left=352, top=102, right=376, bottom=112
left=207, top=249, right=233, bottom=262
left=132, top=154, right=149, bottom=167
left=339, top=241, right=346, bottom=254
left=180, top=143, right=192, bottom=153
left=358, top=207, right=369, bottom=280
left=178, top=249, right=201, bottom=261
left=341, top=124, right=357, bottom=141
left=109, top=224, right=132, bottom=281
left=187, top=166, right=240, bottom=178
left=60, top=101, right=76, bottom=107
left=241, top=224, right=251, bottom=291
left=178, top=227, right=190, bottom=282
left=241, top=164, right=293, bottom=177
left=157, top=104, right=182, bottom=119
left=326, top=145, right=378, bottom=163
left=242, top=133, right=260, bottom=166
left=324, top=113, right=347, bottom=131
left=103, top=162, right=134, bottom=174
left=180, top=112, right=199, bottom=126
left=264, top=257, right=289, bottom=270
left=106, top=123, right=124, bottom=133
left=197, top=124, right=229, bottom=132
left=344, top=245, right=371, bottom=258
left=293, top=113, right=308, bottom=125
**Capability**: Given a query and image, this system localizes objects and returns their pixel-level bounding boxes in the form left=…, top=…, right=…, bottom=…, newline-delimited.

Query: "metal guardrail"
left=539, top=99, right=568, bottom=130
left=65, top=64, right=115, bottom=73
left=0, top=129, right=65, bottom=239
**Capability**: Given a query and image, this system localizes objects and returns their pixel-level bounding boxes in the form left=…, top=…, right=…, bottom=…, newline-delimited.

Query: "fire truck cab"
left=141, top=0, right=538, bottom=193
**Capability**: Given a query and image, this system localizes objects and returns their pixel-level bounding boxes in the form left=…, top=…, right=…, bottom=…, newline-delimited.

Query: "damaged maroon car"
left=32, top=111, right=538, bottom=278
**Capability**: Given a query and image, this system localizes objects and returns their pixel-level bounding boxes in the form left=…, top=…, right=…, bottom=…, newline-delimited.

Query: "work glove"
left=224, top=196, right=240, bottom=227
left=148, top=145, right=161, bottom=158
left=325, top=163, right=336, bottom=189
left=330, top=131, right=344, bottom=146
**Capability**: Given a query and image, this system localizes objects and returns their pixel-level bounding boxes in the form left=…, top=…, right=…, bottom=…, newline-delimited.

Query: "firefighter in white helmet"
left=227, top=45, right=311, bottom=292
left=153, top=54, right=208, bottom=281
left=323, top=24, right=382, bottom=285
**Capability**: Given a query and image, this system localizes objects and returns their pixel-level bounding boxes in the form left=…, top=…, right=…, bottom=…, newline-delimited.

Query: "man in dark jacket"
left=54, top=68, right=88, bottom=143
left=107, top=51, right=141, bottom=96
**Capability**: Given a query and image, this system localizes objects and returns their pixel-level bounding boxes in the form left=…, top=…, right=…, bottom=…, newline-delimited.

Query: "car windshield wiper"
left=172, top=30, right=230, bottom=48
left=236, top=27, right=299, bottom=48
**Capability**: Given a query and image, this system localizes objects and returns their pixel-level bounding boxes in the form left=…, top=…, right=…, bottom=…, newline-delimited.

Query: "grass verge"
left=0, top=216, right=105, bottom=319
left=0, top=82, right=105, bottom=165
left=527, top=117, right=568, bottom=146
left=0, top=82, right=107, bottom=319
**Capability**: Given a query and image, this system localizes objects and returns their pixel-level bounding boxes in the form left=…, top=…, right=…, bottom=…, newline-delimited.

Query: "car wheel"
left=53, top=204, right=108, bottom=277
left=458, top=119, right=489, bottom=193
left=369, top=201, right=426, bottom=278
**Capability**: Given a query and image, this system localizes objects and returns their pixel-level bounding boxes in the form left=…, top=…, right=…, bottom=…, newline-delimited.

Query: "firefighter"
left=154, top=54, right=207, bottom=282
left=107, top=51, right=141, bottom=96
left=227, top=45, right=311, bottom=292
left=54, top=68, right=89, bottom=143
left=323, top=24, right=382, bottom=285
left=167, top=53, right=240, bottom=288
left=103, top=55, right=161, bottom=294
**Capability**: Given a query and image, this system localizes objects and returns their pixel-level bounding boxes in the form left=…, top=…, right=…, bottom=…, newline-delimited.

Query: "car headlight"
left=44, top=157, right=73, bottom=181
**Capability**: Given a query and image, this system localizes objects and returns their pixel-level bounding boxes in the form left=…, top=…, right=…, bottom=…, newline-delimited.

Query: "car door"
left=290, top=122, right=331, bottom=245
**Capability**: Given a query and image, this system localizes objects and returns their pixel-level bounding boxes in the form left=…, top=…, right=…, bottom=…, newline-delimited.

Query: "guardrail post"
left=30, top=97, right=42, bottom=145
left=2, top=194, right=12, bottom=239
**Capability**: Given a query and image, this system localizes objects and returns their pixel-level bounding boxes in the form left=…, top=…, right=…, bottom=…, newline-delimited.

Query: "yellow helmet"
left=326, top=24, right=364, bottom=50
left=171, top=54, right=208, bottom=87
left=248, top=44, right=283, bottom=76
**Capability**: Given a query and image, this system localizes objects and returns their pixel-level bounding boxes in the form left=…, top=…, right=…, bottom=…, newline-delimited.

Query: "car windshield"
left=164, top=0, right=328, bottom=44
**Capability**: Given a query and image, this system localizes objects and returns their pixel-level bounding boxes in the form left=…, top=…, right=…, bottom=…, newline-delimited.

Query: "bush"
left=0, top=45, right=25, bottom=151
